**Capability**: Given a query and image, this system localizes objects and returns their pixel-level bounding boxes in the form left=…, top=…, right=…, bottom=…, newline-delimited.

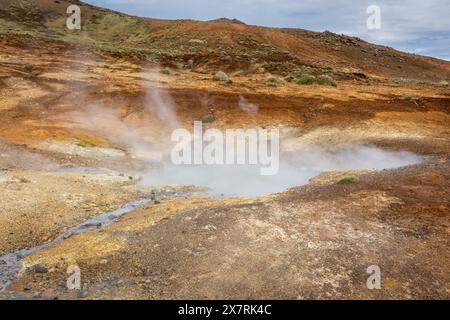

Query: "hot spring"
left=141, top=144, right=422, bottom=197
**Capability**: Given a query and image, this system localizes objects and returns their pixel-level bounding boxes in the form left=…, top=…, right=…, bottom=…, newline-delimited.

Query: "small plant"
left=295, top=74, right=316, bottom=85
left=200, top=114, right=215, bottom=124
left=77, top=139, right=97, bottom=148
left=316, top=75, right=337, bottom=87
left=265, top=75, right=278, bottom=84
left=212, top=71, right=229, bottom=82
left=285, top=75, right=295, bottom=83
left=173, top=62, right=184, bottom=70
left=301, top=66, right=315, bottom=74
left=337, top=176, right=359, bottom=185
left=401, top=95, right=419, bottom=102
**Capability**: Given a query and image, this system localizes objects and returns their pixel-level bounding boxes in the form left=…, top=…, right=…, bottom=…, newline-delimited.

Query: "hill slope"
left=1, top=0, right=450, bottom=81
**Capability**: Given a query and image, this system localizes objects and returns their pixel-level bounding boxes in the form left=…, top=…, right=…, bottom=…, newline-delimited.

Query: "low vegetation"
left=265, top=75, right=279, bottom=84
left=401, top=95, right=419, bottom=102
left=295, top=74, right=316, bottom=85
left=200, top=114, right=215, bottom=123
left=173, top=62, right=184, bottom=70
left=316, top=75, right=337, bottom=86
left=287, top=73, right=337, bottom=86
left=337, top=176, right=359, bottom=185
left=212, top=71, right=229, bottom=82
left=76, top=139, right=98, bottom=148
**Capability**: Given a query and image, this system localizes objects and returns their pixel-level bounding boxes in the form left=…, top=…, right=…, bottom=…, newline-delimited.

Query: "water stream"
left=0, top=192, right=178, bottom=292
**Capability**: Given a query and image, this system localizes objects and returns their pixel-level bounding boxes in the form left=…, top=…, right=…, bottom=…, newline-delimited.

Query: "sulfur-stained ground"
left=0, top=36, right=449, bottom=299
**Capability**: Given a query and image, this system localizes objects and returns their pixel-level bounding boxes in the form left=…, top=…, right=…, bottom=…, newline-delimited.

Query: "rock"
left=34, top=264, right=48, bottom=273
left=188, top=39, right=205, bottom=44
left=24, top=283, right=33, bottom=291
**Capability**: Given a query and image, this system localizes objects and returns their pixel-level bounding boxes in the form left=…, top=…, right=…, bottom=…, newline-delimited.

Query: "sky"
left=84, top=0, right=450, bottom=61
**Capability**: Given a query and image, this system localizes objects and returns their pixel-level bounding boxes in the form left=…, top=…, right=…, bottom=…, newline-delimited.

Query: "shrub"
left=265, top=75, right=278, bottom=84
left=301, top=66, right=315, bottom=74
left=200, top=114, right=215, bottom=123
left=77, top=139, right=97, bottom=148
left=285, top=75, right=295, bottom=83
left=295, top=74, right=316, bottom=85
left=401, top=95, right=419, bottom=101
left=173, top=62, right=184, bottom=70
left=337, top=176, right=359, bottom=185
left=316, top=75, right=337, bottom=87
left=19, top=177, right=31, bottom=183
left=212, top=71, right=229, bottom=82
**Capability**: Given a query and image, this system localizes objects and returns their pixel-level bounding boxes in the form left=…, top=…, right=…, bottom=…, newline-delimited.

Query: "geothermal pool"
left=142, top=145, right=422, bottom=197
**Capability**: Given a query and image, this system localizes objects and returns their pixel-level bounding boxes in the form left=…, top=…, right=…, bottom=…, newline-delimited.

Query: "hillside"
left=1, top=0, right=450, bottom=82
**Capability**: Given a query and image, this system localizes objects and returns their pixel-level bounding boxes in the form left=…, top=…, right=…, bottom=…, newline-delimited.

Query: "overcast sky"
left=84, top=0, right=450, bottom=61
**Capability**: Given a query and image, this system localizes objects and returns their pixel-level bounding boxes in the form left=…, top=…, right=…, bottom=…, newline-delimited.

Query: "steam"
left=68, top=65, right=180, bottom=163
left=72, top=103, right=162, bottom=161
left=141, top=144, right=422, bottom=197
left=60, top=59, right=422, bottom=198
left=144, top=69, right=180, bottom=130
left=238, top=95, right=258, bottom=115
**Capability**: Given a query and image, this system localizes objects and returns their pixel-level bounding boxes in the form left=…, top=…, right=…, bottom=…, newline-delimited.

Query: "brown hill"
left=1, top=0, right=449, bottom=82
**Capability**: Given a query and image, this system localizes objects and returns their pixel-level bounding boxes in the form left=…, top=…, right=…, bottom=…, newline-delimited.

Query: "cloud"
left=84, top=0, right=449, bottom=60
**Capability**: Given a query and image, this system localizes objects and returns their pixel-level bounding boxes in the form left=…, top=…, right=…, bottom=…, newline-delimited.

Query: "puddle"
left=141, top=145, right=422, bottom=197
left=0, top=190, right=180, bottom=292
